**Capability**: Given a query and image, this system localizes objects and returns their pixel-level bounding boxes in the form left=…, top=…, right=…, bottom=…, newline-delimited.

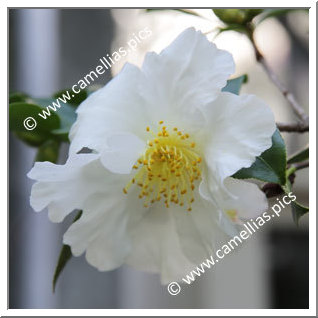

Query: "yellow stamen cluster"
left=123, top=121, right=202, bottom=211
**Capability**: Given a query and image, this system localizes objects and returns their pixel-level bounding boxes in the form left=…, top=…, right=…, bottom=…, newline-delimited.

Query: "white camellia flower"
left=28, top=28, right=276, bottom=284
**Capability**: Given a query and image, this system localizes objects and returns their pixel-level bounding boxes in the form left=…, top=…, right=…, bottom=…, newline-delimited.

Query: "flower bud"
left=213, top=9, right=263, bottom=25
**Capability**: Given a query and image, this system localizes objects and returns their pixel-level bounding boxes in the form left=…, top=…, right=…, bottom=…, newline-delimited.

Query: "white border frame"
left=2, top=0, right=316, bottom=316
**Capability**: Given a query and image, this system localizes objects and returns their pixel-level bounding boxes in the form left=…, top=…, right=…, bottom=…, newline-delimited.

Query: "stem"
left=291, top=160, right=309, bottom=171
left=276, top=122, right=309, bottom=133
left=247, top=24, right=309, bottom=124
left=262, top=160, right=308, bottom=198
left=286, top=166, right=297, bottom=178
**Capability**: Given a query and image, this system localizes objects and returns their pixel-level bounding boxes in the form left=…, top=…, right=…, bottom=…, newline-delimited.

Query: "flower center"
left=123, top=121, right=202, bottom=211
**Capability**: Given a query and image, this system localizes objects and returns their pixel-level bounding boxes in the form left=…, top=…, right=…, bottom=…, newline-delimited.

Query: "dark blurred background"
left=9, top=8, right=309, bottom=309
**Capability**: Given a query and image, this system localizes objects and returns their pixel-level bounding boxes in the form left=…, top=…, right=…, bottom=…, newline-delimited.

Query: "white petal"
left=173, top=196, right=232, bottom=261
left=170, top=204, right=211, bottom=263
left=126, top=196, right=231, bottom=284
left=202, top=92, right=276, bottom=181
left=199, top=177, right=268, bottom=234
left=27, top=154, right=127, bottom=223
left=141, top=28, right=234, bottom=117
left=69, top=63, right=150, bottom=155
left=69, top=28, right=235, bottom=157
left=218, top=212, right=241, bottom=237
left=199, top=178, right=240, bottom=237
left=100, top=132, right=146, bottom=174
left=222, top=177, right=268, bottom=219
left=126, top=205, right=198, bottom=284
left=63, top=193, right=135, bottom=271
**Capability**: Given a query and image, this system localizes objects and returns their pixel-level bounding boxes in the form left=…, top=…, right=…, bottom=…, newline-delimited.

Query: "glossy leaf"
left=291, top=200, right=309, bottom=226
left=9, top=102, right=61, bottom=146
left=53, top=210, right=82, bottom=292
left=32, top=98, right=77, bottom=141
left=222, top=75, right=248, bottom=95
left=13, top=131, right=50, bottom=147
left=233, top=129, right=287, bottom=185
left=283, top=181, right=309, bottom=225
left=9, top=102, right=60, bottom=132
left=53, top=89, right=88, bottom=107
left=287, top=147, right=309, bottom=164
left=9, top=92, right=29, bottom=104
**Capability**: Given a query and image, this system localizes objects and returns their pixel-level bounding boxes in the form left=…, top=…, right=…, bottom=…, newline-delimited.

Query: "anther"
left=124, top=123, right=202, bottom=211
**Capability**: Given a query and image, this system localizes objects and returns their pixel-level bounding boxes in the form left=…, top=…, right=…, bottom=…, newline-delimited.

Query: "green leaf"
left=287, top=147, right=309, bottom=164
left=9, top=102, right=60, bottom=132
left=232, top=129, right=287, bottom=185
left=32, top=98, right=77, bottom=141
left=53, top=89, right=88, bottom=107
left=282, top=181, right=309, bottom=225
left=53, top=210, right=82, bottom=292
left=9, top=102, right=61, bottom=146
left=35, top=139, right=60, bottom=163
left=290, top=200, right=309, bottom=226
left=9, top=92, right=29, bottom=104
left=13, top=131, right=50, bottom=147
left=52, top=246, right=72, bottom=293
left=222, top=75, right=248, bottom=95
left=10, top=93, right=78, bottom=146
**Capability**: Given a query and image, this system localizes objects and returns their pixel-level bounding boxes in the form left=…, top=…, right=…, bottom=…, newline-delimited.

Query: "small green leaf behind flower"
left=233, top=130, right=309, bottom=224
left=9, top=92, right=30, bottom=104
left=9, top=102, right=60, bottom=132
left=233, top=129, right=287, bottom=185
left=52, top=210, right=82, bottom=292
left=287, top=146, right=309, bottom=164
left=284, top=147, right=309, bottom=224
left=9, top=102, right=61, bottom=147
left=32, top=98, right=77, bottom=142
left=9, top=91, right=81, bottom=155
left=53, top=89, right=88, bottom=107
left=290, top=200, right=309, bottom=226
left=283, top=181, right=309, bottom=226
